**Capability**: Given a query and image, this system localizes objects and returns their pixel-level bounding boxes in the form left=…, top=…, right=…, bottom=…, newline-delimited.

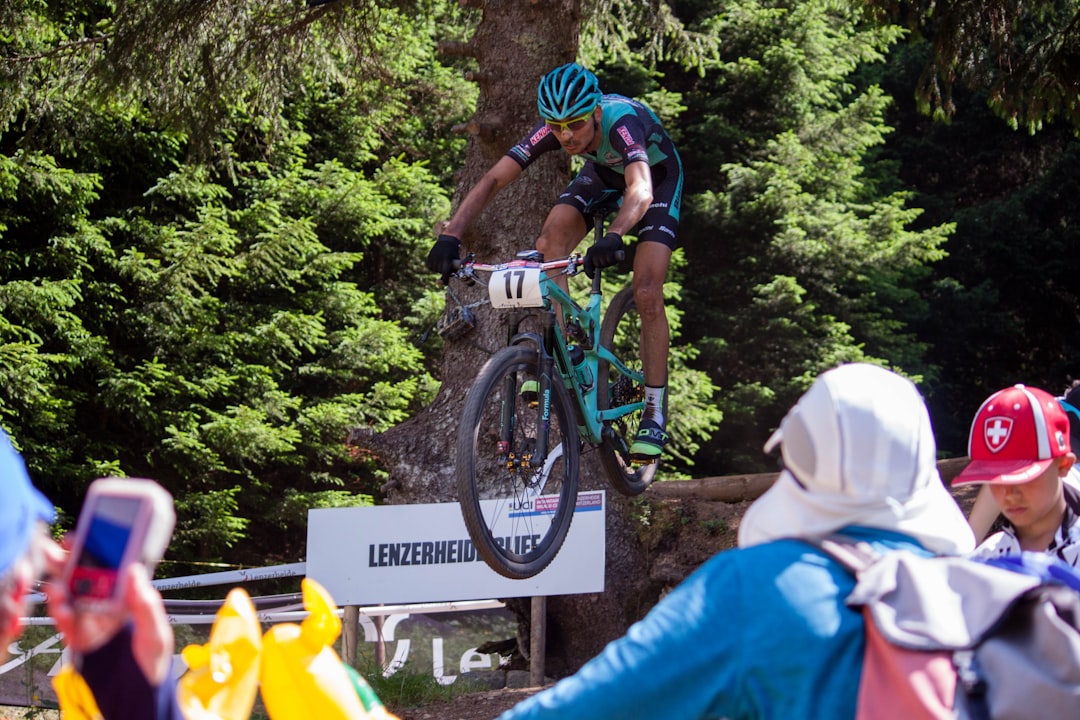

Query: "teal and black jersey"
left=506, top=94, right=683, bottom=249
left=507, top=94, right=676, bottom=174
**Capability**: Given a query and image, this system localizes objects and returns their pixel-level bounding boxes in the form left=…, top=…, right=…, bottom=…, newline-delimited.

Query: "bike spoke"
left=457, top=346, right=580, bottom=578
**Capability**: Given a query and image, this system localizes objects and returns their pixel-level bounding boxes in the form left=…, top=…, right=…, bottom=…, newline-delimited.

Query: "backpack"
left=806, top=534, right=1080, bottom=720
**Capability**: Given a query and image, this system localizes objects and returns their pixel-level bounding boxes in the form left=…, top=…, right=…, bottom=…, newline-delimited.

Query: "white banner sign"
left=306, top=492, right=605, bottom=605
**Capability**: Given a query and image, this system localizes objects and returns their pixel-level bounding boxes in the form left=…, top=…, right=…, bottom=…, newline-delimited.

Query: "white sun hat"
left=738, top=363, right=975, bottom=555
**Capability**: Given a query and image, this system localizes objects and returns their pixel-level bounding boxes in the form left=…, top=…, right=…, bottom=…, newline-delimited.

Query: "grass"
left=365, top=660, right=477, bottom=709
left=0, top=707, right=59, bottom=719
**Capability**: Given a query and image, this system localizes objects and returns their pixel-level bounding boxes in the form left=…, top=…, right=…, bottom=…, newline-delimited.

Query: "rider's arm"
left=606, top=159, right=653, bottom=237
left=443, top=156, right=523, bottom=238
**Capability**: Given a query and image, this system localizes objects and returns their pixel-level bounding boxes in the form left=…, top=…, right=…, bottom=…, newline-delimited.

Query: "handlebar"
left=450, top=253, right=579, bottom=283
left=450, top=250, right=624, bottom=284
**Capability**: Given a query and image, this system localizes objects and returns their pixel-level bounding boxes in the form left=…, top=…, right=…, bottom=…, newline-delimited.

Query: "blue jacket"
left=498, top=526, right=933, bottom=720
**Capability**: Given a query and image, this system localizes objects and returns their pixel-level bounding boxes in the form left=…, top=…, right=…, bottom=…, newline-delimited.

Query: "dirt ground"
left=391, top=686, right=545, bottom=720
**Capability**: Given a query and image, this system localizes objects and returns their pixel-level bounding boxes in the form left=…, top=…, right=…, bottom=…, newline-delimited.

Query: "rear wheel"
left=456, top=345, right=581, bottom=579
left=596, top=286, right=664, bottom=495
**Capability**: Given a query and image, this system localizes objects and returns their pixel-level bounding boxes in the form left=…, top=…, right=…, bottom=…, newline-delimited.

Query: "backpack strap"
left=804, top=533, right=959, bottom=720
left=803, top=533, right=881, bottom=575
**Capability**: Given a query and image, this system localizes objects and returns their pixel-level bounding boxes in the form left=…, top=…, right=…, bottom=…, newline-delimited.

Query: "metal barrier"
left=6, top=564, right=509, bottom=709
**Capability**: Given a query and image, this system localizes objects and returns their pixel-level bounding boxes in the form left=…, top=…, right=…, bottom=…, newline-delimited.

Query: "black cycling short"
left=555, top=159, right=681, bottom=250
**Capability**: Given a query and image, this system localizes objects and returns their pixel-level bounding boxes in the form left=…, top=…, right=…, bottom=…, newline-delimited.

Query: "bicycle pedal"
left=630, top=456, right=660, bottom=466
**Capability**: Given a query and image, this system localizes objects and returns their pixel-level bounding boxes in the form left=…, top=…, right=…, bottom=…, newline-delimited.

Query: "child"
left=953, top=384, right=1080, bottom=566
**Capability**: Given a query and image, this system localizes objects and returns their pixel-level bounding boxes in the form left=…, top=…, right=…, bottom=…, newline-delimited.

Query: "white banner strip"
left=26, top=562, right=308, bottom=605
left=21, top=599, right=505, bottom=626
left=152, top=562, right=308, bottom=591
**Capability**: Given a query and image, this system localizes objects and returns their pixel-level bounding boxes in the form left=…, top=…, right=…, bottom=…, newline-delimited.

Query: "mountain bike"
left=449, top=216, right=664, bottom=579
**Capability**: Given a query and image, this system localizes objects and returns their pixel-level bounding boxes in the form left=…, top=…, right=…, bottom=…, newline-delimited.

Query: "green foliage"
left=1, top=1, right=476, bottom=173
left=0, top=0, right=475, bottom=563
left=582, top=0, right=721, bottom=72
left=670, top=0, right=947, bottom=472
left=6, top=0, right=1075, bottom=569
left=865, top=37, right=1080, bottom=453
left=859, top=0, right=1080, bottom=132
left=0, top=87, right=458, bottom=568
left=700, top=518, right=728, bottom=536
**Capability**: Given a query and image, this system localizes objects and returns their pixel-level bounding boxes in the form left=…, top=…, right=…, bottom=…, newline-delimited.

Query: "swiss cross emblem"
left=983, top=417, right=1013, bottom=452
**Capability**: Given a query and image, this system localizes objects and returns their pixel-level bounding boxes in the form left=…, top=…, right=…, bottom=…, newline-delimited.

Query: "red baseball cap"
left=952, top=384, right=1073, bottom=486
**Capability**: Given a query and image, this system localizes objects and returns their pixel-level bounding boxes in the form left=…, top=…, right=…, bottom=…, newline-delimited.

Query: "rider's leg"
left=631, top=241, right=671, bottom=391
left=536, top=203, right=587, bottom=294
left=629, top=240, right=672, bottom=461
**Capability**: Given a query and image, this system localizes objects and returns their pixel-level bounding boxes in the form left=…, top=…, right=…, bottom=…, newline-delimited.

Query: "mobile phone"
left=63, top=477, right=176, bottom=609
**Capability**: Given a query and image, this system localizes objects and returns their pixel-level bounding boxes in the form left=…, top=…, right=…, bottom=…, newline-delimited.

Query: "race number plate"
left=488, top=266, right=544, bottom=308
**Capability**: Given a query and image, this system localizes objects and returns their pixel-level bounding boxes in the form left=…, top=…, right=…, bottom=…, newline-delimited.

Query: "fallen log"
left=648, top=457, right=973, bottom=503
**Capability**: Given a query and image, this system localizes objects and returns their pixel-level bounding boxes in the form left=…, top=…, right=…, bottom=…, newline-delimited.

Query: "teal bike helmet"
left=537, top=63, right=601, bottom=120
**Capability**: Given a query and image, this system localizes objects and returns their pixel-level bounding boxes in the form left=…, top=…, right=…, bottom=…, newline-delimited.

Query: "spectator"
left=953, top=384, right=1080, bottom=566
left=0, top=430, right=59, bottom=664
left=497, top=363, right=975, bottom=720
left=0, top=428, right=181, bottom=719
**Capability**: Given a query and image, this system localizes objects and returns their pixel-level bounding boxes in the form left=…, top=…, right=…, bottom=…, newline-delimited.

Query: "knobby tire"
left=596, top=286, right=663, bottom=495
left=456, top=345, right=581, bottom=579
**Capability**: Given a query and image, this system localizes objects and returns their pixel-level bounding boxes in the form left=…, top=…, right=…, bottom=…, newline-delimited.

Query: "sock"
left=644, top=385, right=666, bottom=426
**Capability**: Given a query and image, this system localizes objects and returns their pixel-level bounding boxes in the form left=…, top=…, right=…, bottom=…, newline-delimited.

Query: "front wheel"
left=596, top=286, right=665, bottom=495
left=456, top=345, right=581, bottom=579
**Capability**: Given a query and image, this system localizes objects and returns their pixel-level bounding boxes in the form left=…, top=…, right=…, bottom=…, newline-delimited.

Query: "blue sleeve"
left=77, top=623, right=183, bottom=720
left=497, top=553, right=747, bottom=720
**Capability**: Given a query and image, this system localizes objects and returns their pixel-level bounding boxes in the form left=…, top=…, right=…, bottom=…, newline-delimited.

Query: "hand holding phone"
left=62, top=478, right=175, bottom=611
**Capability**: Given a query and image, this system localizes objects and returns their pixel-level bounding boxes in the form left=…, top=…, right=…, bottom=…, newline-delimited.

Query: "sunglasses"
left=545, top=110, right=594, bottom=134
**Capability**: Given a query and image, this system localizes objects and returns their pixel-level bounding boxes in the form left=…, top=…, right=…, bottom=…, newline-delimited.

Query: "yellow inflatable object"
left=260, top=577, right=399, bottom=720
left=53, top=665, right=103, bottom=720
left=178, top=587, right=263, bottom=720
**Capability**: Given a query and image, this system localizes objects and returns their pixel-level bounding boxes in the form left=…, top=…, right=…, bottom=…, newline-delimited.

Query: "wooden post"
left=341, top=605, right=359, bottom=667
left=373, top=614, right=387, bottom=670
left=530, top=595, right=546, bottom=687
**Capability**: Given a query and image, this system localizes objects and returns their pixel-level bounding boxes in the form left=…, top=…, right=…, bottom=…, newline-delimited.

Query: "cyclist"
left=426, top=62, right=683, bottom=462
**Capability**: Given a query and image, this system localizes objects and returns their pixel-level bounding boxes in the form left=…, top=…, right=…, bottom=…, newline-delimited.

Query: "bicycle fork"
left=498, top=311, right=561, bottom=479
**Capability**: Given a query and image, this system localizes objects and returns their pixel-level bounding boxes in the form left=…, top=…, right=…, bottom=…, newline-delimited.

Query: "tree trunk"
left=376, top=0, right=578, bottom=504
left=367, top=0, right=659, bottom=676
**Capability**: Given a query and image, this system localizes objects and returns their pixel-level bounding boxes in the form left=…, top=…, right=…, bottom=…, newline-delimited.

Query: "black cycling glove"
left=426, top=234, right=462, bottom=285
left=583, top=232, right=624, bottom=278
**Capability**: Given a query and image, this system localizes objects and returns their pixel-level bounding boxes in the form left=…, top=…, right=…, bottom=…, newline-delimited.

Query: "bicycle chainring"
left=611, top=375, right=643, bottom=407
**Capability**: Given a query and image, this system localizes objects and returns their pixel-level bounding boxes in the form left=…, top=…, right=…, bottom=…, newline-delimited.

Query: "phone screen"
left=69, top=495, right=143, bottom=601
